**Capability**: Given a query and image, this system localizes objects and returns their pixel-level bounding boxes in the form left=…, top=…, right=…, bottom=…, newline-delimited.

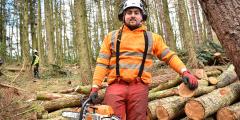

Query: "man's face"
left=124, top=8, right=143, bottom=29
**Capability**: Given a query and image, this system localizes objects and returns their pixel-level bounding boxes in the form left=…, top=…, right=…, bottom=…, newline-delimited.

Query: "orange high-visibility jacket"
left=92, top=25, right=186, bottom=88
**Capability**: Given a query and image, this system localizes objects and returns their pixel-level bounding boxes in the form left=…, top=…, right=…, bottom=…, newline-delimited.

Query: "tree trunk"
left=198, top=0, right=240, bottom=78
left=185, top=82, right=240, bottom=119
left=20, top=0, right=31, bottom=70
left=177, top=0, right=199, bottom=68
left=37, top=0, right=44, bottom=65
left=217, top=102, right=240, bottom=120
left=162, top=0, right=176, bottom=50
left=112, top=0, right=121, bottom=30
left=194, top=0, right=203, bottom=44
left=44, top=0, right=55, bottom=64
left=30, top=0, right=37, bottom=50
left=190, top=0, right=200, bottom=45
left=0, top=0, right=7, bottom=59
left=74, top=0, right=92, bottom=81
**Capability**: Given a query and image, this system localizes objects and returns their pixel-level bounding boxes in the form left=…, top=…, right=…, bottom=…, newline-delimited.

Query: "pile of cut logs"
left=34, top=64, right=240, bottom=120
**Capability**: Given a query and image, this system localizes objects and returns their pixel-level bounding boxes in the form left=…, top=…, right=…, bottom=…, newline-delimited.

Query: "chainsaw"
left=62, top=97, right=120, bottom=120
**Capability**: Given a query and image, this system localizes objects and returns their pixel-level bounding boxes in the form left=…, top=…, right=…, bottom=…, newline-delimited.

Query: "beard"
left=125, top=18, right=142, bottom=30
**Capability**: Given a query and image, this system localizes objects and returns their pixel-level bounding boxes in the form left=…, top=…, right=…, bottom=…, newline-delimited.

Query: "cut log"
left=146, top=107, right=152, bottom=120
left=193, top=86, right=216, bottom=97
left=58, top=88, right=75, bottom=94
left=205, top=70, right=222, bottom=77
left=36, top=92, right=80, bottom=100
left=149, top=73, right=178, bottom=89
left=74, top=83, right=108, bottom=94
left=178, top=83, right=216, bottom=98
left=208, top=77, right=218, bottom=85
left=4, top=67, right=26, bottom=72
left=155, top=97, right=189, bottom=120
left=198, top=79, right=209, bottom=86
left=191, top=69, right=208, bottom=79
left=180, top=116, right=215, bottom=120
left=148, top=87, right=178, bottom=101
left=149, top=76, right=181, bottom=93
left=42, top=108, right=77, bottom=119
left=217, top=101, right=240, bottom=120
left=216, top=64, right=237, bottom=88
left=184, top=82, right=240, bottom=119
left=178, top=83, right=195, bottom=97
left=74, top=85, right=91, bottom=94
left=43, top=95, right=84, bottom=112
left=148, top=96, right=182, bottom=120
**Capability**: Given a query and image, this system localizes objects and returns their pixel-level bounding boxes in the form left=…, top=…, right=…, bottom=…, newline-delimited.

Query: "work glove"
left=182, top=70, right=198, bottom=90
left=89, top=87, right=99, bottom=104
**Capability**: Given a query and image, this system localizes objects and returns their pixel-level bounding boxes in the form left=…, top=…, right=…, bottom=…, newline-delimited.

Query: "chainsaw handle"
left=79, top=97, right=91, bottom=120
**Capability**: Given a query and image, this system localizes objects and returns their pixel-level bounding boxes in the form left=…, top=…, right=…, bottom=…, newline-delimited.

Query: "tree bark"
left=162, top=0, right=176, bottom=50
left=149, top=76, right=181, bottom=93
left=217, top=101, right=240, bottom=120
left=43, top=95, right=84, bottom=112
left=148, top=87, right=178, bottom=101
left=184, top=82, right=240, bottom=119
left=36, top=92, right=80, bottom=100
left=216, top=64, right=237, bottom=88
left=177, top=0, right=198, bottom=68
left=74, top=0, right=92, bottom=81
left=44, top=0, right=55, bottom=64
left=198, top=0, right=240, bottom=78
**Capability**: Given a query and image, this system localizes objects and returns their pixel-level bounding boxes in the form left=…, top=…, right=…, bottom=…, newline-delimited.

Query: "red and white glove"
left=182, top=70, right=198, bottom=90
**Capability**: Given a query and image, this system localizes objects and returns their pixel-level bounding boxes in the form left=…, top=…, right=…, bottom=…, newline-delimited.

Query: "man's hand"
left=89, top=87, right=99, bottom=103
left=182, top=71, right=198, bottom=90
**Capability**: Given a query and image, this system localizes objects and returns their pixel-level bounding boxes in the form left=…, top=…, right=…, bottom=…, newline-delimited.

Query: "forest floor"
left=0, top=64, right=89, bottom=120
left=0, top=63, right=228, bottom=120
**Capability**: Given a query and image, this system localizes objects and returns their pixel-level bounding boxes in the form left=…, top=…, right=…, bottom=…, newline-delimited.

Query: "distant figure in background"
left=31, top=49, right=40, bottom=79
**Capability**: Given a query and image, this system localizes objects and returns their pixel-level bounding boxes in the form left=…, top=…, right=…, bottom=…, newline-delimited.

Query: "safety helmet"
left=118, top=0, right=148, bottom=21
left=33, top=49, right=38, bottom=53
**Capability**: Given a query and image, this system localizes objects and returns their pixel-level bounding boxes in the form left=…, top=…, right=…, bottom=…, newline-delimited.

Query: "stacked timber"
left=216, top=102, right=240, bottom=120
left=184, top=82, right=240, bottom=119
left=33, top=64, right=239, bottom=119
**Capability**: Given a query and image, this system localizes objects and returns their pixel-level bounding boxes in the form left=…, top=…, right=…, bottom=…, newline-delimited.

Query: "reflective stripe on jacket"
left=92, top=25, right=186, bottom=87
left=33, top=55, right=39, bottom=65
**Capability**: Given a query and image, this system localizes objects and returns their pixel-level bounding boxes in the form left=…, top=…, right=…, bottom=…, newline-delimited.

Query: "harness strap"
left=116, top=28, right=149, bottom=79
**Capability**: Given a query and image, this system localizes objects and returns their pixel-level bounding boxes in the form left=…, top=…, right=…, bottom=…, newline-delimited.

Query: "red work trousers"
left=103, top=80, right=148, bottom=120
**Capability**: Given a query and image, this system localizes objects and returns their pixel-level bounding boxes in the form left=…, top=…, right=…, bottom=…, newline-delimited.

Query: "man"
left=31, top=49, right=40, bottom=79
left=90, top=0, right=198, bottom=120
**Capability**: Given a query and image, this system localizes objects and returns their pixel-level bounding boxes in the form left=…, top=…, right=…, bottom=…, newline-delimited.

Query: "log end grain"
left=178, top=83, right=195, bottom=97
left=156, top=106, right=169, bottom=120
left=185, top=100, right=205, bottom=120
left=208, top=77, right=218, bottom=85
left=217, top=108, right=235, bottom=120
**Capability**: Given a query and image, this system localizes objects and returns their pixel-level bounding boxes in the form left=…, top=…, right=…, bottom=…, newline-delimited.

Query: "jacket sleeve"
left=92, top=33, right=112, bottom=88
left=153, top=34, right=187, bottom=74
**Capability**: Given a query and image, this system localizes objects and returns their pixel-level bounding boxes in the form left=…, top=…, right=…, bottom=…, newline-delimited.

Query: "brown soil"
left=0, top=65, right=85, bottom=120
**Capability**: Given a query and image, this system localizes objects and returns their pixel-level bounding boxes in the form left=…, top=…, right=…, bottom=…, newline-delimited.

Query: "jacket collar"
left=121, top=24, right=147, bottom=32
